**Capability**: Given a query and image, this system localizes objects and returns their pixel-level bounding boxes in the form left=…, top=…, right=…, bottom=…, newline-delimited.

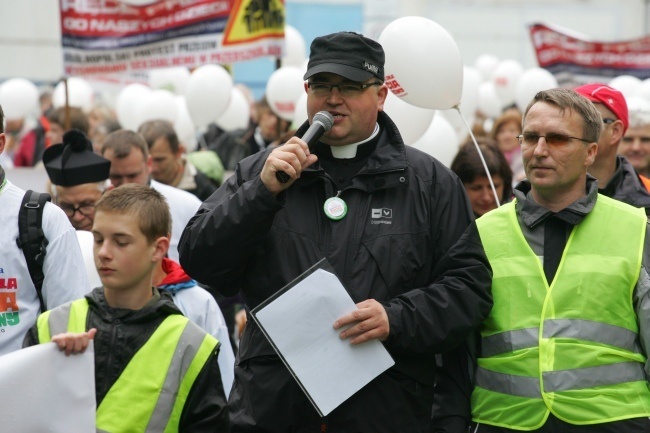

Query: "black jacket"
left=179, top=112, right=492, bottom=430
left=187, top=168, right=219, bottom=201
left=24, top=288, right=230, bottom=433
left=211, top=126, right=258, bottom=171
left=599, top=155, right=650, bottom=215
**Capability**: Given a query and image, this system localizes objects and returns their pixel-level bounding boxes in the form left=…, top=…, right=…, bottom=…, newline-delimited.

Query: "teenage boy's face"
left=92, top=210, right=159, bottom=292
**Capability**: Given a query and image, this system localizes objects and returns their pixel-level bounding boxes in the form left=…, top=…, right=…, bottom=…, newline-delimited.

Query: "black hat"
left=303, top=32, right=385, bottom=82
left=43, top=129, right=110, bottom=187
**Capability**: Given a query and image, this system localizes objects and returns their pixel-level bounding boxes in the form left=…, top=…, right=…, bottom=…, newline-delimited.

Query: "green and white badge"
left=324, top=195, right=347, bottom=220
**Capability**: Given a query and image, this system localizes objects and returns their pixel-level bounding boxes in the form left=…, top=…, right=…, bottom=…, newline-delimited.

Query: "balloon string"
left=454, top=105, right=501, bottom=207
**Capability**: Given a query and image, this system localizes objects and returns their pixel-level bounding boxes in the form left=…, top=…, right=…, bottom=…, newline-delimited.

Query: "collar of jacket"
left=85, top=286, right=181, bottom=321
left=158, top=257, right=197, bottom=294
left=294, top=111, right=409, bottom=193
left=600, top=155, right=650, bottom=209
left=513, top=176, right=598, bottom=228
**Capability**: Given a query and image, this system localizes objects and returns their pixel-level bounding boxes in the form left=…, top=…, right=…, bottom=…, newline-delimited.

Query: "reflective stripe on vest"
left=476, top=361, right=646, bottom=397
left=37, top=298, right=218, bottom=432
left=482, top=319, right=642, bottom=357
left=473, top=196, right=650, bottom=429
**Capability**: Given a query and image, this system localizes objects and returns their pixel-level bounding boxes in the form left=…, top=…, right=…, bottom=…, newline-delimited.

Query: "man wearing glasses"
left=44, top=130, right=112, bottom=232
left=471, top=88, right=650, bottom=432
left=574, top=84, right=650, bottom=215
left=179, top=31, right=492, bottom=432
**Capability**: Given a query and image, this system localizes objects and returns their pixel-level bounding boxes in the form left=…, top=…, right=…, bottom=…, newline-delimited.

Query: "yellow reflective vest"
left=473, top=195, right=650, bottom=430
left=37, top=298, right=218, bottom=433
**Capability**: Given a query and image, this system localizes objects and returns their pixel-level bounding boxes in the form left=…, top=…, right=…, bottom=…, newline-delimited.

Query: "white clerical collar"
left=330, top=123, right=380, bottom=159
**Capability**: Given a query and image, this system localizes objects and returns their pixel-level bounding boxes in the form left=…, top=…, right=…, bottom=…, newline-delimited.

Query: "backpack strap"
left=16, top=190, right=51, bottom=312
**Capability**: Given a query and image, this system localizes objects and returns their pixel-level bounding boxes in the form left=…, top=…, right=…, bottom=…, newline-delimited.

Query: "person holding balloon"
left=179, top=31, right=492, bottom=432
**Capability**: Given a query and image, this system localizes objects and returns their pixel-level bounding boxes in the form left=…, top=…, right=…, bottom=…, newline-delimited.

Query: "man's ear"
left=0, top=133, right=5, bottom=155
left=610, top=120, right=625, bottom=146
left=151, top=236, right=170, bottom=262
left=178, top=144, right=186, bottom=156
left=146, top=154, right=153, bottom=173
left=585, top=141, right=598, bottom=167
left=377, top=84, right=388, bottom=112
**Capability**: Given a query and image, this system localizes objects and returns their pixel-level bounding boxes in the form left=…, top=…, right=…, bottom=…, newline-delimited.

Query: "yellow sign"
left=223, top=0, right=285, bottom=46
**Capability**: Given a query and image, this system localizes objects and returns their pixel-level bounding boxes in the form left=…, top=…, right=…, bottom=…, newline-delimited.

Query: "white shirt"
left=0, top=180, right=88, bottom=355
left=170, top=286, right=235, bottom=396
left=150, top=180, right=202, bottom=262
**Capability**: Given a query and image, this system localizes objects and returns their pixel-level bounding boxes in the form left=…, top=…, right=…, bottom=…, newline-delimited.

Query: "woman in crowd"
left=451, top=138, right=513, bottom=217
left=490, top=110, right=524, bottom=185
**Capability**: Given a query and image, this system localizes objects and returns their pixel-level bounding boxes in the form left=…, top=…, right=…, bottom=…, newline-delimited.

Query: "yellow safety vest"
left=37, top=298, right=218, bottom=433
left=473, top=195, right=650, bottom=430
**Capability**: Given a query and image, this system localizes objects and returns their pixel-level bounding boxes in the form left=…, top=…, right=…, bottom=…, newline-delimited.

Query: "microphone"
left=275, top=111, right=334, bottom=184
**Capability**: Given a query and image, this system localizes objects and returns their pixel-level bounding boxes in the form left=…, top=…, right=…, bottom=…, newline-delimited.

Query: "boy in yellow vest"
left=23, top=184, right=230, bottom=432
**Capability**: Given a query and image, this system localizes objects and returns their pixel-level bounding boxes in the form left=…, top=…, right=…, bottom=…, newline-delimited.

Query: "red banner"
left=60, top=0, right=285, bottom=76
left=529, top=23, right=650, bottom=87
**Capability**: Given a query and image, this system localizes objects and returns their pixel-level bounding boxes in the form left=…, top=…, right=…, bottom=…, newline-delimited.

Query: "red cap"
left=574, top=83, right=629, bottom=133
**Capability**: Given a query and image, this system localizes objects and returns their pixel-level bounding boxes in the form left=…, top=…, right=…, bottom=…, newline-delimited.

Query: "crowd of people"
left=2, top=29, right=650, bottom=433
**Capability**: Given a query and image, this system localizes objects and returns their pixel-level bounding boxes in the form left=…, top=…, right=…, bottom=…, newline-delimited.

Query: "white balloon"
left=460, top=66, right=482, bottom=118
left=266, top=66, right=305, bottom=122
left=149, top=67, right=191, bottom=95
left=515, top=67, right=558, bottom=112
left=52, top=77, right=94, bottom=111
left=609, top=75, right=642, bottom=101
left=300, top=58, right=309, bottom=76
left=282, top=25, right=307, bottom=68
left=440, top=109, right=475, bottom=143
left=379, top=16, right=463, bottom=109
left=383, top=91, right=435, bottom=145
left=626, top=95, right=650, bottom=113
left=410, top=114, right=459, bottom=167
left=185, top=64, right=233, bottom=128
left=174, top=96, right=197, bottom=152
left=216, top=87, right=251, bottom=132
left=474, top=54, right=500, bottom=82
left=137, top=89, right=178, bottom=127
left=491, top=59, right=524, bottom=107
left=292, top=92, right=308, bottom=128
left=116, top=83, right=152, bottom=131
left=76, top=230, right=102, bottom=289
left=478, top=82, right=502, bottom=118
left=638, top=78, right=650, bottom=102
left=0, top=78, right=40, bottom=120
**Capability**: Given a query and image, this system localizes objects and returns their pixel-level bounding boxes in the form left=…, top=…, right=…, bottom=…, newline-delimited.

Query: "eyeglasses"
left=602, top=118, right=616, bottom=125
left=517, top=132, right=591, bottom=148
left=60, top=203, right=96, bottom=218
left=307, top=81, right=382, bottom=97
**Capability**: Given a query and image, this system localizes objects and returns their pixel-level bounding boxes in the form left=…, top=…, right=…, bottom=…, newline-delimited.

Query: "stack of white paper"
left=254, top=268, right=394, bottom=416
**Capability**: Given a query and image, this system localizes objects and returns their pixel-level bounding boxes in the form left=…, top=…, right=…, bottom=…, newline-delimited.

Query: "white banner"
left=0, top=342, right=95, bottom=432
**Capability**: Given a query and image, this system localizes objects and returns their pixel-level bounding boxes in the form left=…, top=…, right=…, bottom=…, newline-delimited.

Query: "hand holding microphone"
left=275, top=111, right=334, bottom=184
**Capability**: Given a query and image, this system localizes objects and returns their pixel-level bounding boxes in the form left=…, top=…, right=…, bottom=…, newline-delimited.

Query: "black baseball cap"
left=304, top=31, right=385, bottom=83
left=44, top=129, right=111, bottom=187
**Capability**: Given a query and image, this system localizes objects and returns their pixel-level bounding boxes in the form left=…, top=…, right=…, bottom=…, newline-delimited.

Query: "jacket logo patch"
left=371, top=208, right=392, bottom=224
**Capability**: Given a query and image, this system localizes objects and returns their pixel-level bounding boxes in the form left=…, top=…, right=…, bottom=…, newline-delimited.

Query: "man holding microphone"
left=180, top=31, right=492, bottom=432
